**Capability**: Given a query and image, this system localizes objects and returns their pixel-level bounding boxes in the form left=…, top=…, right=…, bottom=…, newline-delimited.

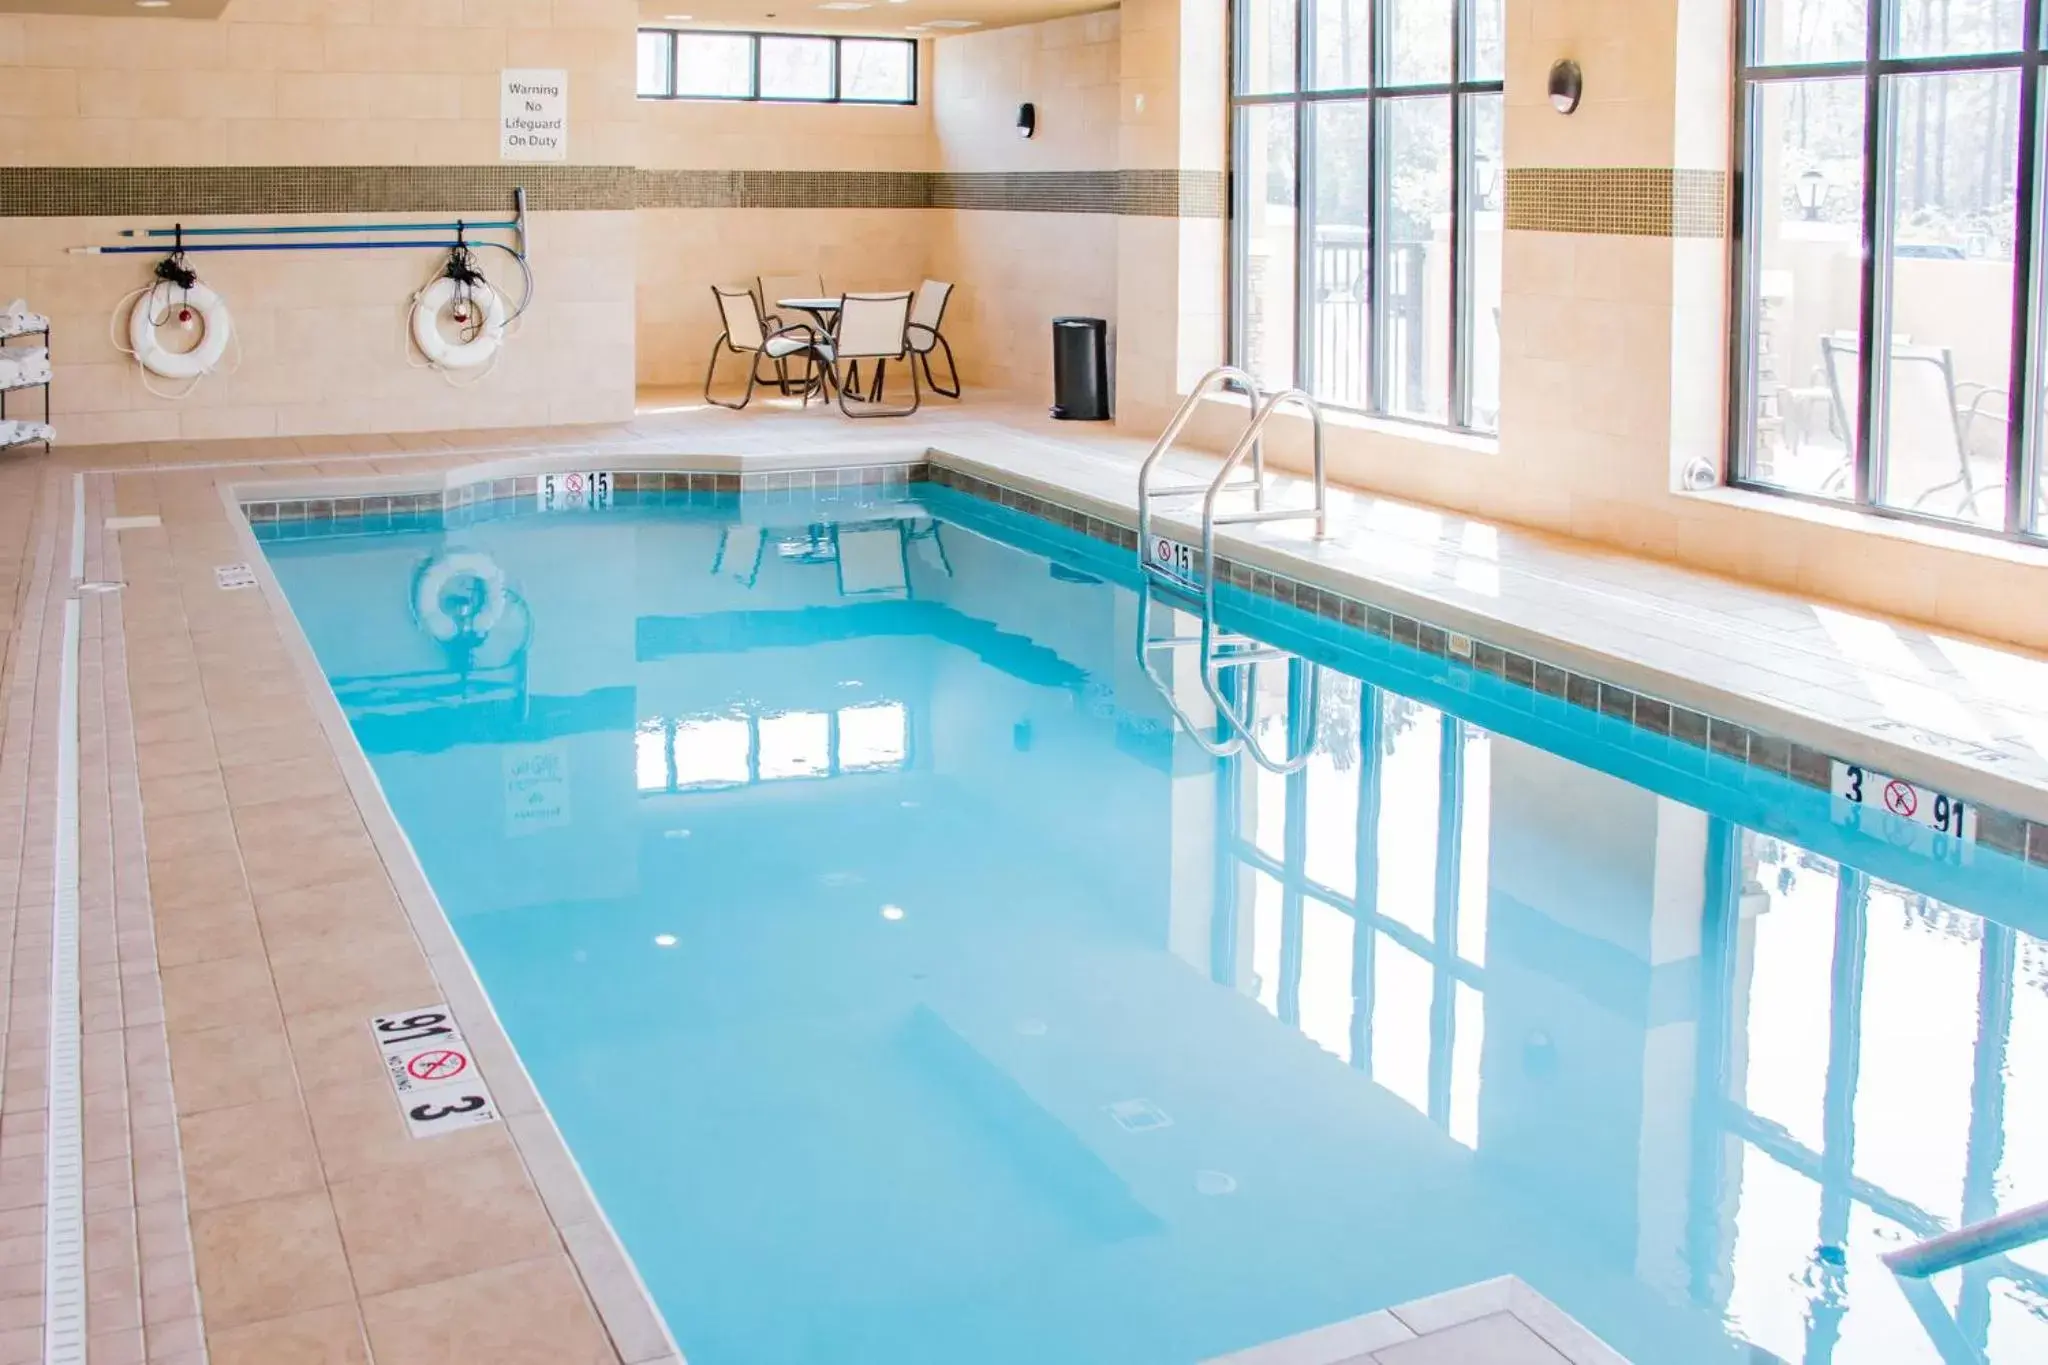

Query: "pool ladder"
left=1135, top=367, right=1329, bottom=775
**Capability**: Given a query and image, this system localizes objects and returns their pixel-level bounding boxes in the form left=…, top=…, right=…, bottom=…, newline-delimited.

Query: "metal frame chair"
left=1820, top=333, right=2007, bottom=519
left=703, top=285, right=825, bottom=411
left=905, top=279, right=960, bottom=398
left=821, top=291, right=921, bottom=418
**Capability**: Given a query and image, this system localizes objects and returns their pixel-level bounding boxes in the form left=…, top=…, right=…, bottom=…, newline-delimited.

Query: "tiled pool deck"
left=1, top=388, right=2044, bottom=1363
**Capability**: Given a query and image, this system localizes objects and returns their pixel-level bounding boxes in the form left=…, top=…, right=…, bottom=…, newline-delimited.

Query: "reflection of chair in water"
left=1820, top=333, right=2007, bottom=520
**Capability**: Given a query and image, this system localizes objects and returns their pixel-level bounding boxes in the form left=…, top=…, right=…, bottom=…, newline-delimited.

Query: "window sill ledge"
left=1196, top=391, right=1500, bottom=457
left=1681, top=483, right=2048, bottom=568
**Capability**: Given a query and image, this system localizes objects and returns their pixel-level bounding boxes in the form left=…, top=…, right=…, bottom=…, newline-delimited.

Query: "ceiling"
left=635, top=0, right=1114, bottom=39
left=0, top=1, right=227, bottom=14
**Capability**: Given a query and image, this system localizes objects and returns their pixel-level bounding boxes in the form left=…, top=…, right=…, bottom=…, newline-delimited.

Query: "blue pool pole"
left=116, top=218, right=519, bottom=239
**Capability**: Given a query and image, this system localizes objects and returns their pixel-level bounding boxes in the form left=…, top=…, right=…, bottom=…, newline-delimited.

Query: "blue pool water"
left=261, top=481, right=2048, bottom=1365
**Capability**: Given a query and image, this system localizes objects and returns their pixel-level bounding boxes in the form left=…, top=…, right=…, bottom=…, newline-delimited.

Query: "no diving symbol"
left=564, top=473, right=585, bottom=494
left=405, top=1049, right=470, bottom=1084
left=1882, top=780, right=1918, bottom=818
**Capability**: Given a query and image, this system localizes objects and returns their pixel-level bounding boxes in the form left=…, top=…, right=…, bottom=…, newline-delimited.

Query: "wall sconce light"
left=1548, top=59, right=1583, bottom=115
left=1017, top=103, right=1036, bottom=139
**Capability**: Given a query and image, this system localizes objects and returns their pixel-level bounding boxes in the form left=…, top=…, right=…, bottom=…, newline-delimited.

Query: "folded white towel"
left=0, top=300, right=49, bottom=340
left=0, top=347, right=51, bottom=389
left=0, top=419, right=53, bottom=449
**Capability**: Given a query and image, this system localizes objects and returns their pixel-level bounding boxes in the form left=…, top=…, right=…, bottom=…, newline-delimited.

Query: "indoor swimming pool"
left=258, top=477, right=2048, bottom=1365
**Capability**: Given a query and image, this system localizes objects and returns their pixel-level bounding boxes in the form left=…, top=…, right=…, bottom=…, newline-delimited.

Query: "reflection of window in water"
left=640, top=703, right=911, bottom=793
left=673, top=717, right=752, bottom=789
left=1227, top=673, right=1492, bottom=1146
left=1719, top=827, right=2048, bottom=1363
left=634, top=720, right=669, bottom=793
left=839, top=702, right=907, bottom=771
left=758, top=712, right=831, bottom=780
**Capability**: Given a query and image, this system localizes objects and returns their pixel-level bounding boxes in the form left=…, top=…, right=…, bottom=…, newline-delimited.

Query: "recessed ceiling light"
left=819, top=2, right=871, bottom=8
left=135, top=1, right=171, bottom=7
left=664, top=12, right=693, bottom=18
left=922, top=18, right=979, bottom=27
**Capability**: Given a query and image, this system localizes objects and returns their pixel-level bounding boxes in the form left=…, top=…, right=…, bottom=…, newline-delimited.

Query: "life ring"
left=413, top=552, right=508, bottom=642
left=128, top=281, right=232, bottom=380
left=411, top=276, right=507, bottom=370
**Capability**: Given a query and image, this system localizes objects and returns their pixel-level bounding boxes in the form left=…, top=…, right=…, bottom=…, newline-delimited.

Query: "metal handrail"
left=1193, top=387, right=1328, bottom=774
left=1884, top=1199, right=2048, bottom=1278
left=1136, top=365, right=1263, bottom=570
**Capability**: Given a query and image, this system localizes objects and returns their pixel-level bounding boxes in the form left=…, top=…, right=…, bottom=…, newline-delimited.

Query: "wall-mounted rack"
left=0, top=313, right=52, bottom=455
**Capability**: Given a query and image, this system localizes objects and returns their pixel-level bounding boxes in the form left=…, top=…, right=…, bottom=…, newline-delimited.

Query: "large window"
left=1230, top=0, right=1504, bottom=432
left=1733, top=1, right=2046, bottom=538
left=636, top=30, right=917, bottom=105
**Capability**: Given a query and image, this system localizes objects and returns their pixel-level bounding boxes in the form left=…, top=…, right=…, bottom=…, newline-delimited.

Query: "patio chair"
left=758, top=272, right=824, bottom=331
left=1820, top=333, right=2006, bottom=521
left=703, top=285, right=826, bottom=411
left=820, top=291, right=921, bottom=418
left=906, top=279, right=960, bottom=398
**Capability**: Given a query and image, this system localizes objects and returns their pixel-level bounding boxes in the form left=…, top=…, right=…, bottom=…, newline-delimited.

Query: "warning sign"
left=369, top=1005, right=502, bottom=1138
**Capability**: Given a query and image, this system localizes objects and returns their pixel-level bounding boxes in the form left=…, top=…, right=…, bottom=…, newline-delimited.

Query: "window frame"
left=636, top=28, right=919, bottom=107
left=1228, top=0, right=1506, bottom=434
left=1727, top=0, right=2048, bottom=542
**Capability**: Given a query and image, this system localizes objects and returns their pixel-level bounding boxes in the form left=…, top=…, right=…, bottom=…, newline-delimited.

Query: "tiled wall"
left=0, top=0, right=639, bottom=444
left=634, top=59, right=936, bottom=390
left=930, top=10, right=1124, bottom=398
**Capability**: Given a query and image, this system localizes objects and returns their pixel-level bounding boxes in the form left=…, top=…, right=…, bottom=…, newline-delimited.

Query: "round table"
left=776, top=296, right=841, bottom=330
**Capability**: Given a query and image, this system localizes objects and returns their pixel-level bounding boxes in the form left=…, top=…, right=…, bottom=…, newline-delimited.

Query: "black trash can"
left=1051, top=316, right=1110, bottom=420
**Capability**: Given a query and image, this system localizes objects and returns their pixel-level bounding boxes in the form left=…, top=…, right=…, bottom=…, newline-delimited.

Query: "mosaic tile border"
left=3, top=165, right=1224, bottom=219
left=0, top=165, right=638, bottom=217
left=1505, top=167, right=1727, bottom=238
left=239, top=462, right=929, bottom=536
left=920, top=464, right=2048, bottom=869
left=634, top=167, right=1224, bottom=217
left=236, top=456, right=2048, bottom=867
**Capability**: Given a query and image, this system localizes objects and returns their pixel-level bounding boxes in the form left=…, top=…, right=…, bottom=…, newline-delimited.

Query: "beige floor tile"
left=146, top=851, right=250, bottom=919
left=137, top=771, right=230, bottom=820
left=267, top=928, right=439, bottom=1019
left=135, top=738, right=221, bottom=782
left=360, top=1255, right=615, bottom=1365
left=254, top=876, right=409, bottom=957
left=302, top=1078, right=513, bottom=1184
left=215, top=721, right=335, bottom=770
left=280, top=1005, right=392, bottom=1095
left=153, top=898, right=267, bottom=971
left=179, top=1099, right=323, bottom=1212
left=189, top=1192, right=355, bottom=1331
left=160, top=957, right=279, bottom=1037
left=208, top=1304, right=370, bottom=1365
left=240, top=828, right=385, bottom=902
left=329, top=1148, right=558, bottom=1298
left=142, top=810, right=241, bottom=863
left=221, top=754, right=346, bottom=811
left=167, top=1021, right=297, bottom=1116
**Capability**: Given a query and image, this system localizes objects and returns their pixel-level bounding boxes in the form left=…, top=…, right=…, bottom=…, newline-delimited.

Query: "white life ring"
left=414, top=553, right=508, bottom=642
left=128, top=281, right=232, bottom=380
left=411, top=276, right=507, bottom=370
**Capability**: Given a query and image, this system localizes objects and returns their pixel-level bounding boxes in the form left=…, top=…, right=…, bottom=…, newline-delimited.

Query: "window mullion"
left=1852, top=4, right=1888, bottom=507
left=1449, top=0, right=1470, bottom=427
left=1367, top=0, right=1387, bottom=413
left=2011, top=0, right=2048, bottom=533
